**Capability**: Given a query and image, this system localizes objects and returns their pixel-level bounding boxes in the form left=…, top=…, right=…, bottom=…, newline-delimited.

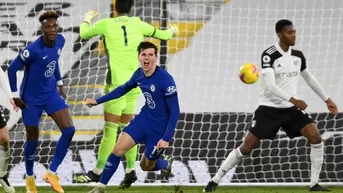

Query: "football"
left=239, top=63, right=260, bottom=84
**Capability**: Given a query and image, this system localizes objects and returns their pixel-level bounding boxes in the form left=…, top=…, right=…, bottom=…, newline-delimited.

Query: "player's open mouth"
left=143, top=61, right=149, bottom=66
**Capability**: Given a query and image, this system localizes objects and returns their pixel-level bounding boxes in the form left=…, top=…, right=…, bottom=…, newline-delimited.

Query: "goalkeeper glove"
left=83, top=11, right=99, bottom=24
left=168, top=24, right=178, bottom=37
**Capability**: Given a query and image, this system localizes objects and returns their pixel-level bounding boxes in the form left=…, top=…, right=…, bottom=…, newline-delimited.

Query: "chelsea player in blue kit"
left=85, top=42, right=180, bottom=193
left=7, top=11, right=75, bottom=193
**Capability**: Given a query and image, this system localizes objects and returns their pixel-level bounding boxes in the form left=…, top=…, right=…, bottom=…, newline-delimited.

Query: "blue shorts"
left=22, top=93, right=69, bottom=126
left=123, top=117, right=165, bottom=161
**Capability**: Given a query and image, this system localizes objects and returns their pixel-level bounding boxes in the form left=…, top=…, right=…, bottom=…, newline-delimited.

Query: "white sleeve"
left=0, top=67, right=12, bottom=99
left=301, top=68, right=329, bottom=101
left=262, top=68, right=292, bottom=101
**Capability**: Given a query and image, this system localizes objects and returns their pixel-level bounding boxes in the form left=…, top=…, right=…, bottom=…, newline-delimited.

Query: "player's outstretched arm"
left=80, top=11, right=106, bottom=40
left=301, top=68, right=338, bottom=114
left=140, top=20, right=177, bottom=40
left=86, top=78, right=137, bottom=108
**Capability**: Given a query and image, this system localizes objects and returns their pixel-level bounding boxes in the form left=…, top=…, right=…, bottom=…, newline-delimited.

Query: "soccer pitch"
left=12, top=186, right=343, bottom=193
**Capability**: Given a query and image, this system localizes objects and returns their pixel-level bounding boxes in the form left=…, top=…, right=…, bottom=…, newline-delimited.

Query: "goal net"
left=0, top=0, right=342, bottom=186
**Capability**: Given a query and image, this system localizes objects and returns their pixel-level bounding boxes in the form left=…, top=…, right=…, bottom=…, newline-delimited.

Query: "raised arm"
left=161, top=82, right=180, bottom=142
left=80, top=11, right=106, bottom=39
left=95, top=75, right=138, bottom=104
left=140, top=20, right=177, bottom=40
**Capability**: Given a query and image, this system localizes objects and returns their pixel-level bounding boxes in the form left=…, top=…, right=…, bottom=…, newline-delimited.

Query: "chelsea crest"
left=150, top=84, right=155, bottom=92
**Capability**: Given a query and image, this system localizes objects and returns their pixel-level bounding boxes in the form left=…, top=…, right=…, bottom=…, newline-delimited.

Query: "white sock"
left=0, top=145, right=9, bottom=177
left=93, top=168, right=103, bottom=175
left=310, top=141, right=324, bottom=187
left=212, top=148, right=245, bottom=184
left=125, top=168, right=134, bottom=174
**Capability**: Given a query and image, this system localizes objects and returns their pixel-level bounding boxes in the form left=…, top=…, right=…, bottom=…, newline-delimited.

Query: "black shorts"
left=248, top=105, right=315, bottom=140
left=0, top=106, right=7, bottom=128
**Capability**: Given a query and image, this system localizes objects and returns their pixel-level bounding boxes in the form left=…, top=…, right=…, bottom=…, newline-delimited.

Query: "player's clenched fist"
left=325, top=98, right=338, bottom=115
left=82, top=11, right=99, bottom=24
left=9, top=98, right=19, bottom=112
left=13, top=97, right=27, bottom=110
left=289, top=97, right=307, bottom=110
left=84, top=98, right=98, bottom=108
left=156, top=139, right=169, bottom=149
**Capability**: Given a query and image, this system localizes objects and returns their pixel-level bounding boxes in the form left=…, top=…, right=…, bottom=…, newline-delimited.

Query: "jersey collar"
left=275, top=42, right=291, bottom=56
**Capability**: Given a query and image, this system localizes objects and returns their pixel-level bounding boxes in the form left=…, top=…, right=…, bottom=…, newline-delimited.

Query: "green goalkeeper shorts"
left=103, top=84, right=141, bottom=116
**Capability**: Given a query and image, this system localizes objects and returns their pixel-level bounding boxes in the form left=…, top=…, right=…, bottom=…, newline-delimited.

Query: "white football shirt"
left=259, top=43, right=306, bottom=108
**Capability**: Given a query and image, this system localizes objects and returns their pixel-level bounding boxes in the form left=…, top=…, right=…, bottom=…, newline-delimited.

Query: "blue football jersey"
left=96, top=66, right=180, bottom=141
left=133, top=66, right=178, bottom=130
left=8, top=34, right=65, bottom=105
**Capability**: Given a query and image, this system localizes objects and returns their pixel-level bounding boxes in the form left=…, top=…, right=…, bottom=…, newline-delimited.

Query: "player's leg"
left=137, top=127, right=173, bottom=178
left=74, top=86, right=124, bottom=184
left=22, top=105, right=43, bottom=193
left=93, top=85, right=125, bottom=176
left=89, top=122, right=144, bottom=193
left=282, top=107, right=329, bottom=191
left=0, top=108, right=15, bottom=193
left=44, top=94, right=75, bottom=193
left=204, top=106, right=281, bottom=192
left=139, top=142, right=173, bottom=177
left=118, top=90, right=140, bottom=189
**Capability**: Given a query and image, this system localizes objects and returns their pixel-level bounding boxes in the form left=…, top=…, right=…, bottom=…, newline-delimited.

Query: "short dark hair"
left=39, top=10, right=59, bottom=23
left=275, top=19, right=293, bottom=33
left=115, top=0, right=133, bottom=14
left=138, top=42, right=158, bottom=56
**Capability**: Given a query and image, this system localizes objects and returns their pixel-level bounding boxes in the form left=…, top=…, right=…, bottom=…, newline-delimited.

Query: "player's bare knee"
left=0, top=129, right=9, bottom=146
left=307, top=134, right=322, bottom=144
left=140, top=159, right=154, bottom=171
left=301, top=124, right=323, bottom=144
left=238, top=145, right=252, bottom=155
left=25, top=126, right=39, bottom=141
left=112, top=145, right=126, bottom=156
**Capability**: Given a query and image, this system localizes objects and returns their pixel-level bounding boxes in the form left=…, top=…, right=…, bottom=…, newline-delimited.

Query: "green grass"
left=12, top=186, right=343, bottom=193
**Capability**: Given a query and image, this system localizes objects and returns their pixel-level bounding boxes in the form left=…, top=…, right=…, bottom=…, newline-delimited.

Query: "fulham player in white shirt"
left=204, top=19, right=338, bottom=192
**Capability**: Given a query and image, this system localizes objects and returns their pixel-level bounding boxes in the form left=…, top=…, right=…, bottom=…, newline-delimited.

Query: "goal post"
left=0, top=0, right=342, bottom=187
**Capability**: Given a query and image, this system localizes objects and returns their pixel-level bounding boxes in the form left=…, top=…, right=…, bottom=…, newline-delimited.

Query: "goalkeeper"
left=74, top=0, right=177, bottom=188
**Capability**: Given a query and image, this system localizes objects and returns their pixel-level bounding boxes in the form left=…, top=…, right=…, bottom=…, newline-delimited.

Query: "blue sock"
left=25, top=141, right=38, bottom=176
left=152, top=158, right=168, bottom=171
left=50, top=126, right=75, bottom=172
left=100, top=153, right=121, bottom=185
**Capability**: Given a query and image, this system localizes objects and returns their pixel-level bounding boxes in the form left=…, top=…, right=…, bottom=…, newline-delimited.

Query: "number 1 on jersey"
left=121, top=25, right=128, bottom=46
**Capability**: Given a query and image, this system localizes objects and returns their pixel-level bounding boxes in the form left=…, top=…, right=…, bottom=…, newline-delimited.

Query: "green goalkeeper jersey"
left=80, top=16, right=173, bottom=85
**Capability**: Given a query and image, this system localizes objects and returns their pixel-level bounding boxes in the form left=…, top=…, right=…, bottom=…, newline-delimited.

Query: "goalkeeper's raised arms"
left=82, top=11, right=99, bottom=24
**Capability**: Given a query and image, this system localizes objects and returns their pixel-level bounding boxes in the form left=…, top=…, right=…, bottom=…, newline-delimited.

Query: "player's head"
left=115, top=0, right=133, bottom=15
left=39, top=10, right=59, bottom=41
left=138, top=42, right=158, bottom=73
left=275, top=19, right=296, bottom=46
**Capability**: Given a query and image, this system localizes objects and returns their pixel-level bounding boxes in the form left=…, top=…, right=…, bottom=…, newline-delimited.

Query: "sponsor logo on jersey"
left=275, top=71, right=299, bottom=79
left=166, top=86, right=177, bottom=96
